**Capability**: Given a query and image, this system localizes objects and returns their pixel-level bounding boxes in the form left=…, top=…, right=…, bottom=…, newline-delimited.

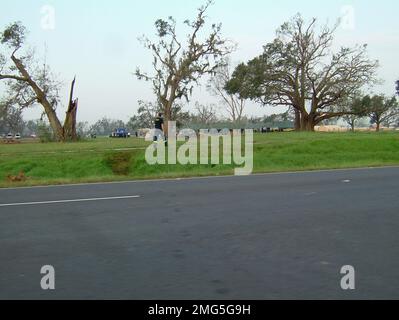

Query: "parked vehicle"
left=110, top=128, right=129, bottom=138
left=15, top=133, right=21, bottom=140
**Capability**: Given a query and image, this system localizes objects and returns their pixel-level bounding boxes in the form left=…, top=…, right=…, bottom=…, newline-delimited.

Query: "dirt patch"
left=6, top=171, right=27, bottom=183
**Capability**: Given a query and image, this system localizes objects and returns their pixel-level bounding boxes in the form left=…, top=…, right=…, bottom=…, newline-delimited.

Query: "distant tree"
left=280, top=108, right=297, bottom=122
left=262, top=110, right=296, bottom=124
left=128, top=100, right=191, bottom=130
left=226, top=14, right=379, bottom=131
left=135, top=0, right=233, bottom=134
left=396, top=80, right=399, bottom=96
left=192, top=102, right=218, bottom=125
left=133, top=100, right=160, bottom=129
left=368, top=95, right=399, bottom=131
left=174, top=106, right=191, bottom=128
left=23, top=119, right=41, bottom=136
left=90, top=118, right=126, bottom=136
left=76, top=121, right=90, bottom=138
left=340, top=95, right=370, bottom=131
left=126, top=116, right=141, bottom=133
left=0, top=22, right=79, bottom=141
left=207, top=58, right=246, bottom=122
left=0, top=99, right=24, bottom=133
left=36, top=120, right=54, bottom=142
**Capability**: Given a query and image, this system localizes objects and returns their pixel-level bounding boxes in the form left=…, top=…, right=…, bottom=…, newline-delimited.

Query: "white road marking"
left=0, top=195, right=141, bottom=207
left=342, top=180, right=351, bottom=183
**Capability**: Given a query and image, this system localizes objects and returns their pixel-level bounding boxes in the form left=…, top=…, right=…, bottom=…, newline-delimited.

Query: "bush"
left=37, top=122, right=54, bottom=143
left=103, top=152, right=133, bottom=175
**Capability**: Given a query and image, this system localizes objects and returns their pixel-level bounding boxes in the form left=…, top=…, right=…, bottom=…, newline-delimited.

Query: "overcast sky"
left=1, top=0, right=398, bottom=124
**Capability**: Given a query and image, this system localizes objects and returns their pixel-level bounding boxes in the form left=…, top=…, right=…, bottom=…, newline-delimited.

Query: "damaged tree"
left=135, top=0, right=234, bottom=135
left=226, top=15, right=379, bottom=131
left=63, top=77, right=79, bottom=141
left=0, top=22, right=79, bottom=142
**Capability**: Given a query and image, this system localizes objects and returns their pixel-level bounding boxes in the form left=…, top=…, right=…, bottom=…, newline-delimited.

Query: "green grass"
left=1, top=132, right=399, bottom=188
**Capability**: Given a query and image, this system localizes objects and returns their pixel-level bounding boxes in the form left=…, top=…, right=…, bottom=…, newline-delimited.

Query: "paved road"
left=0, top=167, right=398, bottom=300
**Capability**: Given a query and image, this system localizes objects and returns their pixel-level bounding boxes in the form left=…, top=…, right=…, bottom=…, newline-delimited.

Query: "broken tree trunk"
left=63, top=77, right=79, bottom=141
left=11, top=54, right=79, bottom=142
left=11, top=54, right=64, bottom=140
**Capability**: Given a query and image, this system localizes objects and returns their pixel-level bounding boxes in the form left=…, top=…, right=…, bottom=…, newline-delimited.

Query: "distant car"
left=6, top=133, right=13, bottom=140
left=110, top=128, right=128, bottom=138
left=15, top=133, right=21, bottom=140
left=30, top=134, right=37, bottom=138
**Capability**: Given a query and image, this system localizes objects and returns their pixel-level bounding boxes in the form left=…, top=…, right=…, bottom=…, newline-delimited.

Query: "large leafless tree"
left=0, top=22, right=79, bottom=141
left=135, top=0, right=234, bottom=134
left=226, top=15, right=379, bottom=131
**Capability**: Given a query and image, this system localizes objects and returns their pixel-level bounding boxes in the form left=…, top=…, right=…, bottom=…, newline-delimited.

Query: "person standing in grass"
left=154, top=112, right=165, bottom=146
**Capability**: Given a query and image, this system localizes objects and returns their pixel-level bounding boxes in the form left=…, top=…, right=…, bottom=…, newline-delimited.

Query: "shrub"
left=37, top=122, right=54, bottom=143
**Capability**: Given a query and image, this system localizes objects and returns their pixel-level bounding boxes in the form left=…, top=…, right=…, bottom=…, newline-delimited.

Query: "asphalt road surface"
left=0, top=167, right=398, bottom=300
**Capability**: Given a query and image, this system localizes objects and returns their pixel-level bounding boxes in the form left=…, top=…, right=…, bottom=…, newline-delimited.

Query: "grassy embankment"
left=0, top=131, right=398, bottom=188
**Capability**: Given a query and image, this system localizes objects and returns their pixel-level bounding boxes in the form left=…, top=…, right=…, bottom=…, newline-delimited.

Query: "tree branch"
left=0, top=74, right=27, bottom=81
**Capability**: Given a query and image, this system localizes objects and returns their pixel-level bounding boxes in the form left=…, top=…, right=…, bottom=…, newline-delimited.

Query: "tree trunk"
left=376, top=122, right=381, bottom=132
left=163, top=100, right=173, bottom=137
left=299, top=113, right=316, bottom=132
left=294, top=109, right=301, bottom=131
left=305, top=118, right=315, bottom=131
left=11, top=55, right=64, bottom=140
left=63, top=78, right=79, bottom=141
left=11, top=55, right=79, bottom=142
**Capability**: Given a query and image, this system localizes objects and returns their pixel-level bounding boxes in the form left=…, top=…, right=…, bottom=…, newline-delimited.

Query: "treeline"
left=3, top=95, right=398, bottom=140
left=1, top=0, right=399, bottom=142
left=11, top=106, right=291, bottom=139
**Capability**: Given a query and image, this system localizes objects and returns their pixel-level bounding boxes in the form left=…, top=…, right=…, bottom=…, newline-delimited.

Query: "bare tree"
left=135, top=0, right=234, bottom=135
left=227, top=15, right=379, bottom=131
left=136, top=100, right=160, bottom=129
left=193, top=102, right=218, bottom=125
left=207, top=58, right=246, bottom=122
left=0, top=22, right=78, bottom=141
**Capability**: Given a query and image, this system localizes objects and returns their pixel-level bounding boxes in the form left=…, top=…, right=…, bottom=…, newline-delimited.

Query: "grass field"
left=0, top=131, right=399, bottom=188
